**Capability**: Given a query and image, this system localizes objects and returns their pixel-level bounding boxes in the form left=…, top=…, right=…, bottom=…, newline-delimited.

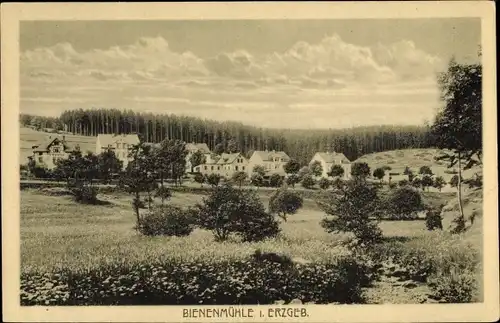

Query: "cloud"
left=21, top=33, right=443, bottom=87
left=20, top=34, right=445, bottom=128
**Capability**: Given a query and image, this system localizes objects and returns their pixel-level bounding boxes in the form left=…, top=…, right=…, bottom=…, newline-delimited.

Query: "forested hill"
left=20, top=109, right=436, bottom=164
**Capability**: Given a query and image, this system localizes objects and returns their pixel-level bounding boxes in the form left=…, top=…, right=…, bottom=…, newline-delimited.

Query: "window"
left=204, top=166, right=207, bottom=170
left=217, top=166, right=220, bottom=170
left=235, top=166, right=239, bottom=171
left=211, top=166, right=214, bottom=171
left=38, top=152, right=43, bottom=156
left=242, top=166, right=245, bottom=171
left=38, top=157, right=43, bottom=163
left=53, top=157, right=57, bottom=164
left=53, top=147, right=60, bottom=153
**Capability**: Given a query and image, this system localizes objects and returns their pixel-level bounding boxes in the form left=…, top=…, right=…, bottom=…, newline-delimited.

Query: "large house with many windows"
left=194, top=152, right=248, bottom=178
left=247, top=150, right=291, bottom=177
left=96, top=134, right=140, bottom=169
left=31, top=136, right=75, bottom=169
left=309, top=151, right=351, bottom=179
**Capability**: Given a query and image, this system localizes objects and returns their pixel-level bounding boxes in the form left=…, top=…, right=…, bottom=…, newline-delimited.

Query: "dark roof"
left=32, top=137, right=74, bottom=153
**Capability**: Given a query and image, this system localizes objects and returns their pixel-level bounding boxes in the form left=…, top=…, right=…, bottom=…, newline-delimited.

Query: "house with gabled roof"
left=96, top=134, right=140, bottom=168
left=247, top=150, right=291, bottom=177
left=31, top=135, right=75, bottom=169
left=309, top=151, right=351, bottom=179
left=194, top=152, right=248, bottom=178
left=185, top=142, right=212, bottom=173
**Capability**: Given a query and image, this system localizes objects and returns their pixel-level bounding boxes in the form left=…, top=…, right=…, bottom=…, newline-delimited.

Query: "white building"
left=309, top=151, right=351, bottom=179
left=96, top=134, right=140, bottom=168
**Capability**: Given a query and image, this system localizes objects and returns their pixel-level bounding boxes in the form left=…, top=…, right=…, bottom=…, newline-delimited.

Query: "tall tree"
left=431, top=54, right=482, bottom=232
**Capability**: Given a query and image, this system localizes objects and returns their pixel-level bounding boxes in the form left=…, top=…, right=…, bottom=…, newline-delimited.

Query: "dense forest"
left=20, top=109, right=436, bottom=164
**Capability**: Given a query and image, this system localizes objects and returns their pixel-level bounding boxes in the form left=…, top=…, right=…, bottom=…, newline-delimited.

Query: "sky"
left=20, top=19, right=481, bottom=129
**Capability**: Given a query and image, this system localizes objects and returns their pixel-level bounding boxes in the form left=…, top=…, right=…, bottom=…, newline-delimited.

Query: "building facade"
left=247, top=150, right=291, bottom=177
left=96, top=134, right=140, bottom=169
left=309, top=151, right=351, bottom=179
left=194, top=152, right=248, bottom=178
left=31, top=136, right=75, bottom=169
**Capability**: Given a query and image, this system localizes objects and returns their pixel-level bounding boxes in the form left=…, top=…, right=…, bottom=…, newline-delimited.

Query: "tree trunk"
left=457, top=152, right=465, bottom=225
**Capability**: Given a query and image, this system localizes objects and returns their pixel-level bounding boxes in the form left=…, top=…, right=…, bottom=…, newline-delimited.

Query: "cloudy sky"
left=20, top=19, right=480, bottom=129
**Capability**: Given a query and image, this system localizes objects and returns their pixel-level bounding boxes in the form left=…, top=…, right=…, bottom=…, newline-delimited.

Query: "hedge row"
left=21, top=256, right=374, bottom=305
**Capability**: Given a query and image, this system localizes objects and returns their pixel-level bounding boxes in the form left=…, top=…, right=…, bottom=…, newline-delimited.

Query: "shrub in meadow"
left=138, top=205, right=195, bottom=237
left=70, top=183, right=98, bottom=204
left=195, top=183, right=280, bottom=241
left=425, top=205, right=444, bottom=231
left=318, top=178, right=331, bottom=190
left=269, top=174, right=284, bottom=188
left=206, top=173, right=222, bottom=187
left=268, top=188, right=304, bottom=222
left=250, top=172, right=264, bottom=187
left=428, top=268, right=480, bottom=303
left=301, top=174, right=315, bottom=189
left=319, top=178, right=382, bottom=244
left=385, top=186, right=425, bottom=220
left=286, top=174, right=300, bottom=188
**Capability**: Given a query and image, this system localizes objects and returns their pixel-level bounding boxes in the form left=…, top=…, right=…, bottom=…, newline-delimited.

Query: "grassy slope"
left=355, top=148, right=481, bottom=189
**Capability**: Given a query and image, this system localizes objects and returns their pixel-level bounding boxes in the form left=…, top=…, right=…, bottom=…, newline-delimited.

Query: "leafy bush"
left=320, top=179, right=382, bottom=244
left=195, top=184, right=280, bottom=241
left=154, top=186, right=172, bottom=203
left=286, top=174, right=300, bottom=187
left=138, top=205, right=195, bottom=237
left=20, top=254, right=370, bottom=305
left=250, top=172, right=264, bottom=187
left=368, top=232, right=480, bottom=292
left=425, top=207, right=444, bottom=231
left=318, top=178, right=331, bottom=190
left=70, top=184, right=98, bottom=204
left=301, top=174, right=315, bottom=189
left=193, top=172, right=205, bottom=186
left=269, top=174, right=284, bottom=188
left=268, top=188, right=304, bottom=222
left=351, top=162, right=370, bottom=179
left=384, top=186, right=425, bottom=220
left=428, top=268, right=480, bottom=303
left=206, top=173, right=222, bottom=187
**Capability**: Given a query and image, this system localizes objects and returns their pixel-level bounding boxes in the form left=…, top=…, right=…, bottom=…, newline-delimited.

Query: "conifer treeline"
left=20, top=109, right=436, bottom=164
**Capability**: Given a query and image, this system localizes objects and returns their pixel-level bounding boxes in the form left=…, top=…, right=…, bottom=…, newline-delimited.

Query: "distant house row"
left=29, top=133, right=352, bottom=179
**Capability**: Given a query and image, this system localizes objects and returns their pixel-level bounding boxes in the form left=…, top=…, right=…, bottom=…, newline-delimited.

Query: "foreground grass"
left=21, top=188, right=482, bottom=304
left=21, top=189, right=437, bottom=272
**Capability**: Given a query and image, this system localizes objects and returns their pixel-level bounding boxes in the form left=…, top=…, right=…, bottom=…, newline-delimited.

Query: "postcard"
left=1, top=1, right=498, bottom=322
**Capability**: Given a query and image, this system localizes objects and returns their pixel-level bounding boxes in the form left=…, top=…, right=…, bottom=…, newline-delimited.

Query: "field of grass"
left=20, top=186, right=483, bottom=304
left=21, top=188, right=441, bottom=272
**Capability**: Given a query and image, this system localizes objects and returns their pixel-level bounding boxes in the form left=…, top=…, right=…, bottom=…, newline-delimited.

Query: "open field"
left=20, top=185, right=482, bottom=305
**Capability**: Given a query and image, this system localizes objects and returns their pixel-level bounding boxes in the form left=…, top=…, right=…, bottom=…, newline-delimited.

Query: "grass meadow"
left=20, top=185, right=483, bottom=304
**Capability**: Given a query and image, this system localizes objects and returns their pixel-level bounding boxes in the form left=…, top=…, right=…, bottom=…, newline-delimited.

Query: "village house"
left=185, top=142, right=211, bottom=173
left=195, top=152, right=248, bottom=178
left=247, top=150, right=291, bottom=177
left=309, top=151, right=352, bottom=180
left=31, top=136, right=75, bottom=169
left=96, top=134, right=140, bottom=169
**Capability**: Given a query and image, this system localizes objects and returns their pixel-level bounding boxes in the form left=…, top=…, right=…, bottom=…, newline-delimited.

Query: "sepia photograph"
left=2, top=2, right=498, bottom=322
